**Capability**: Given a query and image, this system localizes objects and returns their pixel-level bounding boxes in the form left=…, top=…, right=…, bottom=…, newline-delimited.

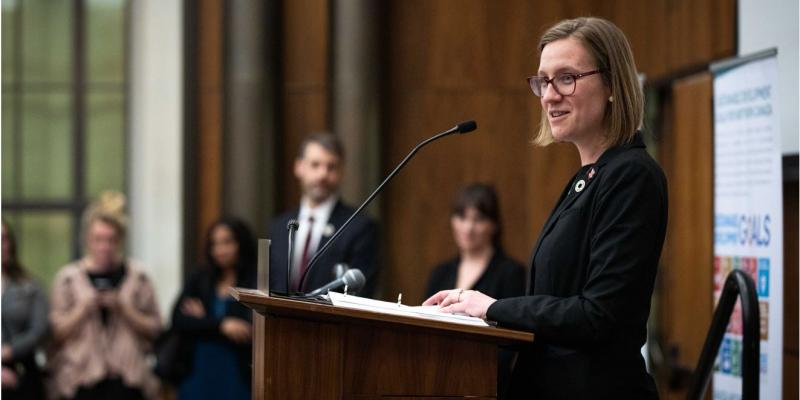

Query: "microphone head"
left=456, top=120, right=477, bottom=134
left=333, top=263, right=349, bottom=279
left=287, top=219, right=299, bottom=231
left=342, top=269, right=366, bottom=292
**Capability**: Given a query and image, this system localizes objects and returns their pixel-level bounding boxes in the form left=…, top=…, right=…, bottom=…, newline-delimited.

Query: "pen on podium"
left=397, top=293, right=402, bottom=306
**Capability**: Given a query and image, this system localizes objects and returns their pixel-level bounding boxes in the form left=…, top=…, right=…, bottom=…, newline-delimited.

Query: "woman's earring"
left=608, top=96, right=614, bottom=102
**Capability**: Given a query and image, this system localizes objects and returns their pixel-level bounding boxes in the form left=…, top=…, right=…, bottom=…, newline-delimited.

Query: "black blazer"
left=424, top=250, right=525, bottom=300
left=171, top=267, right=256, bottom=386
left=268, top=200, right=380, bottom=298
left=486, top=134, right=668, bottom=399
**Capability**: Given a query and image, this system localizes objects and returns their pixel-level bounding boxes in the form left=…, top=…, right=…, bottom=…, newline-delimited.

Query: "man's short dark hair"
left=297, top=132, right=345, bottom=161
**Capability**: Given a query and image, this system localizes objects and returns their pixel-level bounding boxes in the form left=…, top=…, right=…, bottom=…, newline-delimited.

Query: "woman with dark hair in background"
left=425, top=184, right=525, bottom=398
left=172, top=217, right=257, bottom=400
left=2, top=220, right=48, bottom=400
left=425, top=183, right=525, bottom=300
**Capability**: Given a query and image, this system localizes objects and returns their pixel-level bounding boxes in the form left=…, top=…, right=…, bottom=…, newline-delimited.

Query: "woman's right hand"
left=51, top=283, right=98, bottom=342
left=180, top=297, right=206, bottom=318
left=220, top=317, right=252, bottom=343
left=80, top=288, right=100, bottom=316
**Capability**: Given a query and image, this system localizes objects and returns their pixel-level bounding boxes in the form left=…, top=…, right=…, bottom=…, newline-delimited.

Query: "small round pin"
left=323, top=224, right=336, bottom=237
left=575, top=179, right=586, bottom=192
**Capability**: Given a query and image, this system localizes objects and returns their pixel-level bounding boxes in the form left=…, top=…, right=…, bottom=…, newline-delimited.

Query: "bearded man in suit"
left=268, top=133, right=379, bottom=297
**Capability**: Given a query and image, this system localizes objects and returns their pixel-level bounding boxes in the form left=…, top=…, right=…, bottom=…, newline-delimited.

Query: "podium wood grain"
left=232, top=288, right=533, bottom=399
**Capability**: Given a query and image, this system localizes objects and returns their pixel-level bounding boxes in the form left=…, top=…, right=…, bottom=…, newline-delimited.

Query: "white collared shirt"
left=292, top=195, right=338, bottom=274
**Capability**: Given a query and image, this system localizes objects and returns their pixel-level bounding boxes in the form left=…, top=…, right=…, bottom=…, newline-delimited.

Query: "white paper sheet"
left=327, top=292, right=490, bottom=327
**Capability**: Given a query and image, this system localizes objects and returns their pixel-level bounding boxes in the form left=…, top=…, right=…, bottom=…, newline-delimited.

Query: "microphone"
left=456, top=120, right=477, bottom=133
left=333, top=263, right=349, bottom=280
left=308, top=268, right=366, bottom=296
left=286, top=219, right=299, bottom=292
left=297, top=120, right=477, bottom=293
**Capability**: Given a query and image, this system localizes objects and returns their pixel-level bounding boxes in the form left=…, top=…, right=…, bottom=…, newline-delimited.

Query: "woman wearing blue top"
left=172, top=217, right=257, bottom=400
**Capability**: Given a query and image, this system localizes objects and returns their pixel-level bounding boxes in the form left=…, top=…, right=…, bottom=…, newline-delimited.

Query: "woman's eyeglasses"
left=526, top=70, right=603, bottom=97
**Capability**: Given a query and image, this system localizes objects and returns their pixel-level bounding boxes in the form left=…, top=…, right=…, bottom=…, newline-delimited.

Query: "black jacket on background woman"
left=171, top=268, right=256, bottom=386
left=425, top=251, right=525, bottom=300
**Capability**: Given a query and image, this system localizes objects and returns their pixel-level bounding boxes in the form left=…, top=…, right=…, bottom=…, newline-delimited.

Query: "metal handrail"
left=687, top=269, right=760, bottom=399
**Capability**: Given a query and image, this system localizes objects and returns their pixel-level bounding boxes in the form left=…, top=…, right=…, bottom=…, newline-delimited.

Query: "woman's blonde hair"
left=533, top=17, right=643, bottom=147
left=81, top=191, right=128, bottom=241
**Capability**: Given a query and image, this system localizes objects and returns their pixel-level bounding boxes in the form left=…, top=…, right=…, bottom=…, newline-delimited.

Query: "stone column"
left=332, top=0, right=381, bottom=213
left=224, top=0, right=280, bottom=235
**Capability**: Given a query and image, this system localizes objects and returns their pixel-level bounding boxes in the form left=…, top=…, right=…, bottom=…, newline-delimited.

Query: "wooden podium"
left=232, top=288, right=533, bottom=399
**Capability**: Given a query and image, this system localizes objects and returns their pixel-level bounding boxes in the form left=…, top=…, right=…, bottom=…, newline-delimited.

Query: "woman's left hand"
left=422, top=289, right=497, bottom=320
left=221, top=317, right=252, bottom=343
left=180, top=297, right=206, bottom=318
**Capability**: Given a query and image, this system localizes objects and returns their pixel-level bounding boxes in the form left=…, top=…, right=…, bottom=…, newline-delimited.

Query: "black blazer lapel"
left=534, top=133, right=645, bottom=249
left=532, top=171, right=591, bottom=252
left=526, top=180, right=571, bottom=294
left=528, top=133, right=647, bottom=282
left=549, top=171, right=595, bottom=215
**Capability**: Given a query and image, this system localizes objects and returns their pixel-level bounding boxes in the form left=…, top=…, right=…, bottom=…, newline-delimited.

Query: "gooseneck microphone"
left=286, top=219, right=299, bottom=293
left=333, top=263, right=349, bottom=279
left=308, top=269, right=366, bottom=296
left=297, top=120, right=477, bottom=293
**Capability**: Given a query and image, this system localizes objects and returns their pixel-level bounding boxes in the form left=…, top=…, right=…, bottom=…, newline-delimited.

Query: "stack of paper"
left=328, top=292, right=489, bottom=327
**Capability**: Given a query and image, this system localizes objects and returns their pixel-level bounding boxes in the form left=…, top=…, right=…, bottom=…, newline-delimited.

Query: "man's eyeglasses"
left=526, top=70, right=603, bottom=97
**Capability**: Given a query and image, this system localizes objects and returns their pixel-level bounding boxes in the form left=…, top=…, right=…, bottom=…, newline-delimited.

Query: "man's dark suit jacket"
left=486, top=133, right=668, bottom=399
left=268, top=200, right=380, bottom=298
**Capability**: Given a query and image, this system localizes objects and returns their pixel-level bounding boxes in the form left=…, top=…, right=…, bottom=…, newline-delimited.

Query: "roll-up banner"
left=711, top=48, right=783, bottom=400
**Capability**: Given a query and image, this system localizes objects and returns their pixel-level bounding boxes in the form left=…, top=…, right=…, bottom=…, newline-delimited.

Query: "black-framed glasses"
left=526, top=70, right=603, bottom=97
